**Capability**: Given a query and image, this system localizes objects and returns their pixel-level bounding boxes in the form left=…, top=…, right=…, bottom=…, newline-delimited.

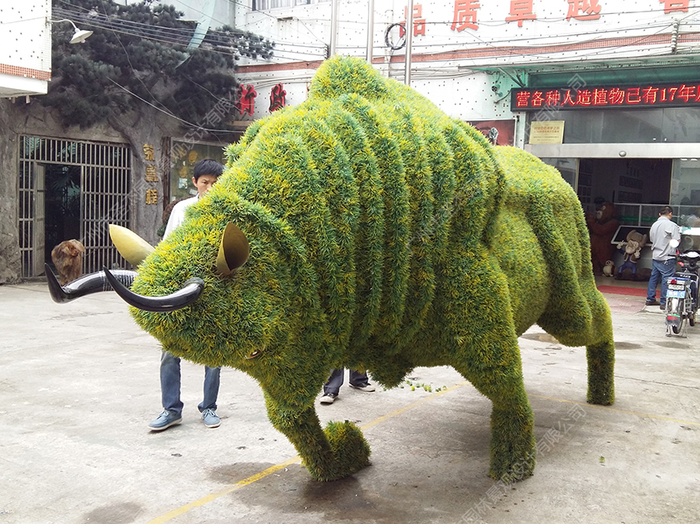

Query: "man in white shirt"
left=149, top=159, right=224, bottom=431
left=646, top=206, right=681, bottom=309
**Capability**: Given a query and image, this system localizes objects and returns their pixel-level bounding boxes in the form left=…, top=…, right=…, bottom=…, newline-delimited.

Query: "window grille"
left=18, top=136, right=132, bottom=277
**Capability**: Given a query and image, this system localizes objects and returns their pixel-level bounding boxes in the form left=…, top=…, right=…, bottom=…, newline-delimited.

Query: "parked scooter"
left=665, top=228, right=700, bottom=337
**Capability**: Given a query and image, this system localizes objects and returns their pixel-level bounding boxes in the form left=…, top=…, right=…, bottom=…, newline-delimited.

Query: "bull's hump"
left=309, top=56, right=391, bottom=102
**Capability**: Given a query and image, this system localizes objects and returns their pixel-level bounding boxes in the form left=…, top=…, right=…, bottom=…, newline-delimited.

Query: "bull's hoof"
left=488, top=445, right=536, bottom=483
left=488, top=405, right=536, bottom=483
left=305, top=421, right=371, bottom=481
left=587, top=368, right=614, bottom=405
left=587, top=388, right=614, bottom=406
left=488, top=456, right=535, bottom=483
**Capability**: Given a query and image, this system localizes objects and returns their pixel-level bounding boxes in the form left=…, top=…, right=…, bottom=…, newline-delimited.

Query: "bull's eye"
left=245, top=348, right=264, bottom=360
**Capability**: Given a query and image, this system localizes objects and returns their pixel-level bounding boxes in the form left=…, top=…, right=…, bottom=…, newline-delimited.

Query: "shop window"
left=530, top=107, right=700, bottom=143
left=169, top=141, right=227, bottom=203
left=671, top=158, right=700, bottom=226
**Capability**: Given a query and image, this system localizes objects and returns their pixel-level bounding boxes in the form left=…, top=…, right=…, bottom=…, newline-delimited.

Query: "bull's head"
left=101, top=223, right=249, bottom=312
left=45, top=201, right=279, bottom=369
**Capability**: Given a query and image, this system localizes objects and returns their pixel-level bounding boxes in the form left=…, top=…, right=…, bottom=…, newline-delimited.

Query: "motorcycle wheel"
left=690, top=316, right=695, bottom=327
left=674, top=316, right=688, bottom=336
left=666, top=298, right=687, bottom=336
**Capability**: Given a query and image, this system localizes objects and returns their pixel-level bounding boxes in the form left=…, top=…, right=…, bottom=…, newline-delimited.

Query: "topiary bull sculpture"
left=47, top=56, right=614, bottom=482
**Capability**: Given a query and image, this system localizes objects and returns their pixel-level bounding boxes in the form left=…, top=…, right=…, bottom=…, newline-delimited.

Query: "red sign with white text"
left=511, top=83, right=700, bottom=111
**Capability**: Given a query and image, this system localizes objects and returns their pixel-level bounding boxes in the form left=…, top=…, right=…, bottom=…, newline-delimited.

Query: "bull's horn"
left=216, top=223, right=250, bottom=276
left=109, top=224, right=155, bottom=266
left=103, top=267, right=204, bottom=312
left=45, top=263, right=137, bottom=304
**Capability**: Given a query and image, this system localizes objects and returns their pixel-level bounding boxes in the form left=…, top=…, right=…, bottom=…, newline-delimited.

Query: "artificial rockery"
left=48, top=56, right=615, bottom=483
left=44, top=0, right=274, bottom=129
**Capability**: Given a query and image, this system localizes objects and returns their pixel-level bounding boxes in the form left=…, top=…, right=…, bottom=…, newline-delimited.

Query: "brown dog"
left=50, top=239, right=85, bottom=285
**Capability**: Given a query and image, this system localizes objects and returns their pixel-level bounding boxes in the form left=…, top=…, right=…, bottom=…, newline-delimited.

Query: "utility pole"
left=366, top=0, right=375, bottom=63
left=329, top=0, right=338, bottom=57
left=404, top=0, right=414, bottom=86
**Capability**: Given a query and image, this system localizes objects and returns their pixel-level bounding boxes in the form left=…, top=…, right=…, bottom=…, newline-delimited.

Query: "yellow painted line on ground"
left=359, top=381, right=469, bottom=430
left=147, top=456, right=301, bottom=524
left=147, top=382, right=470, bottom=523
left=530, top=394, right=700, bottom=427
left=149, top=384, right=697, bottom=522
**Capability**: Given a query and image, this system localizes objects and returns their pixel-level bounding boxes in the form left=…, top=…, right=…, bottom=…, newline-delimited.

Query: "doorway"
left=18, top=136, right=132, bottom=278
left=577, top=158, right=673, bottom=215
left=44, top=164, right=81, bottom=268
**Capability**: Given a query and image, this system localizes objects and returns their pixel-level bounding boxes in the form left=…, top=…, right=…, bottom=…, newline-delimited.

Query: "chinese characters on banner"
left=450, top=0, right=481, bottom=31
left=400, top=5, right=427, bottom=37
left=447, top=0, right=686, bottom=32
left=566, top=0, right=601, bottom=21
left=269, top=83, right=287, bottom=112
left=452, top=0, right=480, bottom=32
left=506, top=0, right=537, bottom=27
left=511, top=83, right=700, bottom=111
left=145, top=189, right=159, bottom=205
left=236, top=85, right=257, bottom=116
left=204, top=84, right=282, bottom=117
left=143, top=143, right=159, bottom=205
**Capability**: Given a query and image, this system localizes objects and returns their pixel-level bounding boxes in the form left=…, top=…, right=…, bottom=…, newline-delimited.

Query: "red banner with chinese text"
left=511, top=83, right=700, bottom=111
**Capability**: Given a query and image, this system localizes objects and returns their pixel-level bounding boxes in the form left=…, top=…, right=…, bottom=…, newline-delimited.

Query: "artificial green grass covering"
left=129, top=56, right=614, bottom=482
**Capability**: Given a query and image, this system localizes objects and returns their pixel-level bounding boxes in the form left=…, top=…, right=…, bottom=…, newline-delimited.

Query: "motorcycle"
left=665, top=228, right=700, bottom=337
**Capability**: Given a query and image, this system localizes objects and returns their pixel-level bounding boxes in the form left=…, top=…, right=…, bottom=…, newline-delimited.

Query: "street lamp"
left=48, top=19, right=93, bottom=44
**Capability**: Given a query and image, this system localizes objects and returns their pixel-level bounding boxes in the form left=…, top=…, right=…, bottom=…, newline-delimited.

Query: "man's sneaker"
left=149, top=410, right=182, bottom=432
left=646, top=299, right=660, bottom=306
left=349, top=383, right=376, bottom=392
left=320, top=393, right=337, bottom=404
left=201, top=408, right=221, bottom=428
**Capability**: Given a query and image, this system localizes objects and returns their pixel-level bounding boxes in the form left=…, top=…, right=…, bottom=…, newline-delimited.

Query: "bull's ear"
left=217, top=223, right=250, bottom=276
left=109, top=225, right=155, bottom=266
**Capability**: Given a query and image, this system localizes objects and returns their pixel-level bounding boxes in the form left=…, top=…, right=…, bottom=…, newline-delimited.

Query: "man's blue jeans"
left=160, top=350, right=220, bottom=416
left=647, top=259, right=676, bottom=305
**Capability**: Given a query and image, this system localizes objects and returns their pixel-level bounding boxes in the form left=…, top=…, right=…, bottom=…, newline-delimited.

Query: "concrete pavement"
left=0, top=281, right=698, bottom=523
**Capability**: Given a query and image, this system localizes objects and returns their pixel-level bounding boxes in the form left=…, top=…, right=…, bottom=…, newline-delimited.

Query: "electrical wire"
left=51, top=1, right=259, bottom=132
left=106, top=77, right=242, bottom=133
left=53, top=0, right=700, bottom=81
left=53, top=3, right=275, bottom=57
left=54, top=3, right=325, bottom=62
left=56, top=0, right=700, bottom=55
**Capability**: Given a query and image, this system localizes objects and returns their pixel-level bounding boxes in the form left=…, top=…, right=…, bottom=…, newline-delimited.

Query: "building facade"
left=3, top=0, right=700, bottom=283
left=232, top=0, right=700, bottom=267
left=0, top=0, right=241, bottom=283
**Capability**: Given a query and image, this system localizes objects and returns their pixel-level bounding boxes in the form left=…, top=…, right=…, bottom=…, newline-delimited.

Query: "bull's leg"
left=540, top=280, right=616, bottom=406
left=463, top=368, right=536, bottom=482
left=439, top=251, right=536, bottom=481
left=265, top=396, right=371, bottom=481
left=585, top=287, right=616, bottom=405
left=586, top=339, right=615, bottom=405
